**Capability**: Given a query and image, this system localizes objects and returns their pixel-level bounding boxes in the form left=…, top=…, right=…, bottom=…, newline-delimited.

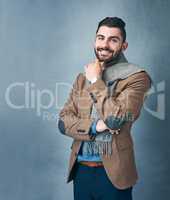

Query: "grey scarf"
left=82, top=53, right=145, bottom=156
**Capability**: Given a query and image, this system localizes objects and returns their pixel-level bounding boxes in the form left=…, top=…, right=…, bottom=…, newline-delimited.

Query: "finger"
left=100, top=61, right=104, bottom=67
left=95, top=59, right=100, bottom=67
left=95, top=58, right=104, bottom=65
left=95, top=59, right=105, bottom=70
left=95, top=58, right=100, bottom=64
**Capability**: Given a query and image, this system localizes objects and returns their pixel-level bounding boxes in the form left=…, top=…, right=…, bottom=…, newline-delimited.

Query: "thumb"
left=95, top=59, right=104, bottom=69
left=95, top=59, right=101, bottom=67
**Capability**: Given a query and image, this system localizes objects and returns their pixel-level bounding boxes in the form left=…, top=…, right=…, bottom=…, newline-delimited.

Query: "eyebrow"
left=96, top=34, right=121, bottom=41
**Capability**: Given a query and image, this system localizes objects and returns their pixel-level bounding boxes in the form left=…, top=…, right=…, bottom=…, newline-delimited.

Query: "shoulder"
left=125, top=70, right=152, bottom=94
left=114, top=71, right=151, bottom=96
left=123, top=63, right=152, bottom=86
left=129, top=69, right=152, bottom=84
left=72, top=73, right=86, bottom=90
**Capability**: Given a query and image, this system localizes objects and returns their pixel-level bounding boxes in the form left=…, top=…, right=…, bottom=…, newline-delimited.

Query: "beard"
left=94, top=47, right=122, bottom=65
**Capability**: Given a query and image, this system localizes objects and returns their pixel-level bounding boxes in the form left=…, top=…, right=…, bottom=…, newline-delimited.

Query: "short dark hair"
left=96, top=17, right=126, bottom=42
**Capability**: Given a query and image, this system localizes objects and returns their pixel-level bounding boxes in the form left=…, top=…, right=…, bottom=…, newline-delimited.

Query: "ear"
left=122, top=41, right=128, bottom=51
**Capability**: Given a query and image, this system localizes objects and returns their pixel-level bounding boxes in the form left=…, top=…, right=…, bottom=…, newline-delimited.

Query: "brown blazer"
left=58, top=70, right=151, bottom=189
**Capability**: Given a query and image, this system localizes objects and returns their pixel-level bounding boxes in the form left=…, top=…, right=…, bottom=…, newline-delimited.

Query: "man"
left=58, top=17, right=151, bottom=200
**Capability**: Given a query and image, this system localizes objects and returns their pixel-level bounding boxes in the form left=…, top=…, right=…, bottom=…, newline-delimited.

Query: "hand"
left=84, top=59, right=104, bottom=82
left=96, top=119, right=108, bottom=132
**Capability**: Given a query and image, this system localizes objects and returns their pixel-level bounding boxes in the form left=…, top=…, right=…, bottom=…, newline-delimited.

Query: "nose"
left=100, top=39, right=109, bottom=49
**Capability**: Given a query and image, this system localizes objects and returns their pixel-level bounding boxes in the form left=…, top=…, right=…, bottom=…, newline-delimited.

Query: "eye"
left=111, top=38, right=118, bottom=43
left=97, top=36, right=104, bottom=40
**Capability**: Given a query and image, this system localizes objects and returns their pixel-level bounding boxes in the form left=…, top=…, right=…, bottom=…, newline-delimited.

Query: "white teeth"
left=99, top=50, right=109, bottom=55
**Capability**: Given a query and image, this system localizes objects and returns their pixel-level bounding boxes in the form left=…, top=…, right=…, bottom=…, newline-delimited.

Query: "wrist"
left=90, top=77, right=98, bottom=84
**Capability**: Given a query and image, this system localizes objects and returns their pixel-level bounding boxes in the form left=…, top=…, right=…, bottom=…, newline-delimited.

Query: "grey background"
left=0, top=0, right=169, bottom=199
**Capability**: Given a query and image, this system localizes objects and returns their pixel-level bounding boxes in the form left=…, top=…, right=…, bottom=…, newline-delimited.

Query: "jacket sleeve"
left=58, top=73, right=94, bottom=141
left=86, top=71, right=151, bottom=130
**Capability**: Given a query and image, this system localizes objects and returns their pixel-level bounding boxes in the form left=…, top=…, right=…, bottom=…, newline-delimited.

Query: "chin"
left=98, top=56, right=113, bottom=63
left=95, top=50, right=113, bottom=62
left=96, top=53, right=109, bottom=60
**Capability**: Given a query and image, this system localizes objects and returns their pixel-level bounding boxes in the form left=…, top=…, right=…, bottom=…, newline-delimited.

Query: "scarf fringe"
left=83, top=141, right=112, bottom=156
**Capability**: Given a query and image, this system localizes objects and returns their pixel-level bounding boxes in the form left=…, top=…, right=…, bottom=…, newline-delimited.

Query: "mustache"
left=97, top=47, right=113, bottom=53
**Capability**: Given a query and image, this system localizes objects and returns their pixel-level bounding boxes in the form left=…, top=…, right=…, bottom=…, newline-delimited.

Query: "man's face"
left=94, top=26, right=127, bottom=63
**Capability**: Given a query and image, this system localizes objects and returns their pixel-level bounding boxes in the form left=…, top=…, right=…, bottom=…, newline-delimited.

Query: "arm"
left=58, top=73, right=95, bottom=141
left=86, top=71, right=152, bottom=130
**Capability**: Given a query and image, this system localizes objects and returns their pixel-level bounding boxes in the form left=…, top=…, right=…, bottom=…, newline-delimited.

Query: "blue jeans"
left=73, top=162, right=133, bottom=200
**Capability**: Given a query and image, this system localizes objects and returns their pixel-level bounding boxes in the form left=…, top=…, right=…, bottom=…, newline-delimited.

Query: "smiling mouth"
left=98, top=50, right=111, bottom=56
